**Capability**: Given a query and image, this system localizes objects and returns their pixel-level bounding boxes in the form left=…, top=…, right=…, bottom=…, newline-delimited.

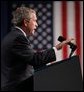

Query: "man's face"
left=25, top=13, right=38, bottom=35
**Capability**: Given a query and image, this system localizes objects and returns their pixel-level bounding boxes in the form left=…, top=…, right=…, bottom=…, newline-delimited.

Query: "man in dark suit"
left=1, top=6, right=74, bottom=91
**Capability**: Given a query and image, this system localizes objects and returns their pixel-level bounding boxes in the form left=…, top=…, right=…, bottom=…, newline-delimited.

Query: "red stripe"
left=61, top=1, right=68, bottom=59
left=74, top=1, right=81, bottom=63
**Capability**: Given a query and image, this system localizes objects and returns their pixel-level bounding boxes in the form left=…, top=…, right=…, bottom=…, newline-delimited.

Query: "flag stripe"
left=61, top=1, right=68, bottom=59
left=75, top=1, right=81, bottom=62
left=75, top=1, right=83, bottom=77
left=80, top=1, right=83, bottom=76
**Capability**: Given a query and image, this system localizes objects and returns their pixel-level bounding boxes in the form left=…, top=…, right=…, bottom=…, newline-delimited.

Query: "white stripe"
left=80, top=1, right=83, bottom=77
left=53, top=1, right=63, bottom=62
left=67, top=1, right=76, bottom=57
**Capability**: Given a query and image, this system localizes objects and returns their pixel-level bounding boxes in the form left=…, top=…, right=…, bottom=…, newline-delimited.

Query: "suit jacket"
left=1, top=27, right=56, bottom=89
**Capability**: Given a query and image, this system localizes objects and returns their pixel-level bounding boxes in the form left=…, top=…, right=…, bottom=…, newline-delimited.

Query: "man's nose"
left=36, top=22, right=38, bottom=28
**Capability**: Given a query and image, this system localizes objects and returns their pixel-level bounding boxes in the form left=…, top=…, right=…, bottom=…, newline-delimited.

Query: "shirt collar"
left=15, top=26, right=27, bottom=37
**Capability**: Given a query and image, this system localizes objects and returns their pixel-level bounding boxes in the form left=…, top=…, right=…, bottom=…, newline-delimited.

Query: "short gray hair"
left=11, top=6, right=36, bottom=26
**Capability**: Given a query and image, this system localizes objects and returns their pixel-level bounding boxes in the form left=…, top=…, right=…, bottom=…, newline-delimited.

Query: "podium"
left=34, top=55, right=83, bottom=91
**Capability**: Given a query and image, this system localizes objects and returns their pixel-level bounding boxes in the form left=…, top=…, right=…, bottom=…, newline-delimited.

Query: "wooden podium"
left=34, top=55, right=83, bottom=91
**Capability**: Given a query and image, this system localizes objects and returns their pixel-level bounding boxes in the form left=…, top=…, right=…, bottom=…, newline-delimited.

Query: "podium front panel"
left=34, top=56, right=83, bottom=91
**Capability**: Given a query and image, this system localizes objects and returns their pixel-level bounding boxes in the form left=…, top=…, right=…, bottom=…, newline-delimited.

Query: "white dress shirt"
left=15, top=26, right=27, bottom=37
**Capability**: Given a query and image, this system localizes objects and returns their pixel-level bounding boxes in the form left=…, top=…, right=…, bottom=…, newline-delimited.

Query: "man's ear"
left=24, top=19, right=28, bottom=27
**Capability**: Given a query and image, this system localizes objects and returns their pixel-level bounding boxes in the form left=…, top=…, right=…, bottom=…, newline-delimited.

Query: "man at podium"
left=1, top=6, right=75, bottom=91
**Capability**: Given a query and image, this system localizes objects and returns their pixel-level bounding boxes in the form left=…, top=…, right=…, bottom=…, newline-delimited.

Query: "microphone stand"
left=69, top=49, right=75, bottom=58
left=69, top=45, right=77, bottom=58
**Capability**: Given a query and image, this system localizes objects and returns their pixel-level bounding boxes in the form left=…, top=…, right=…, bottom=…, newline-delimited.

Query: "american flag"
left=53, top=1, right=83, bottom=77
left=9, top=1, right=83, bottom=76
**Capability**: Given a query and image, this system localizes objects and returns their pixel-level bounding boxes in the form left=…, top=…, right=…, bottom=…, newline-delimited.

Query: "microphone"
left=58, top=36, right=77, bottom=57
left=58, top=36, right=77, bottom=50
